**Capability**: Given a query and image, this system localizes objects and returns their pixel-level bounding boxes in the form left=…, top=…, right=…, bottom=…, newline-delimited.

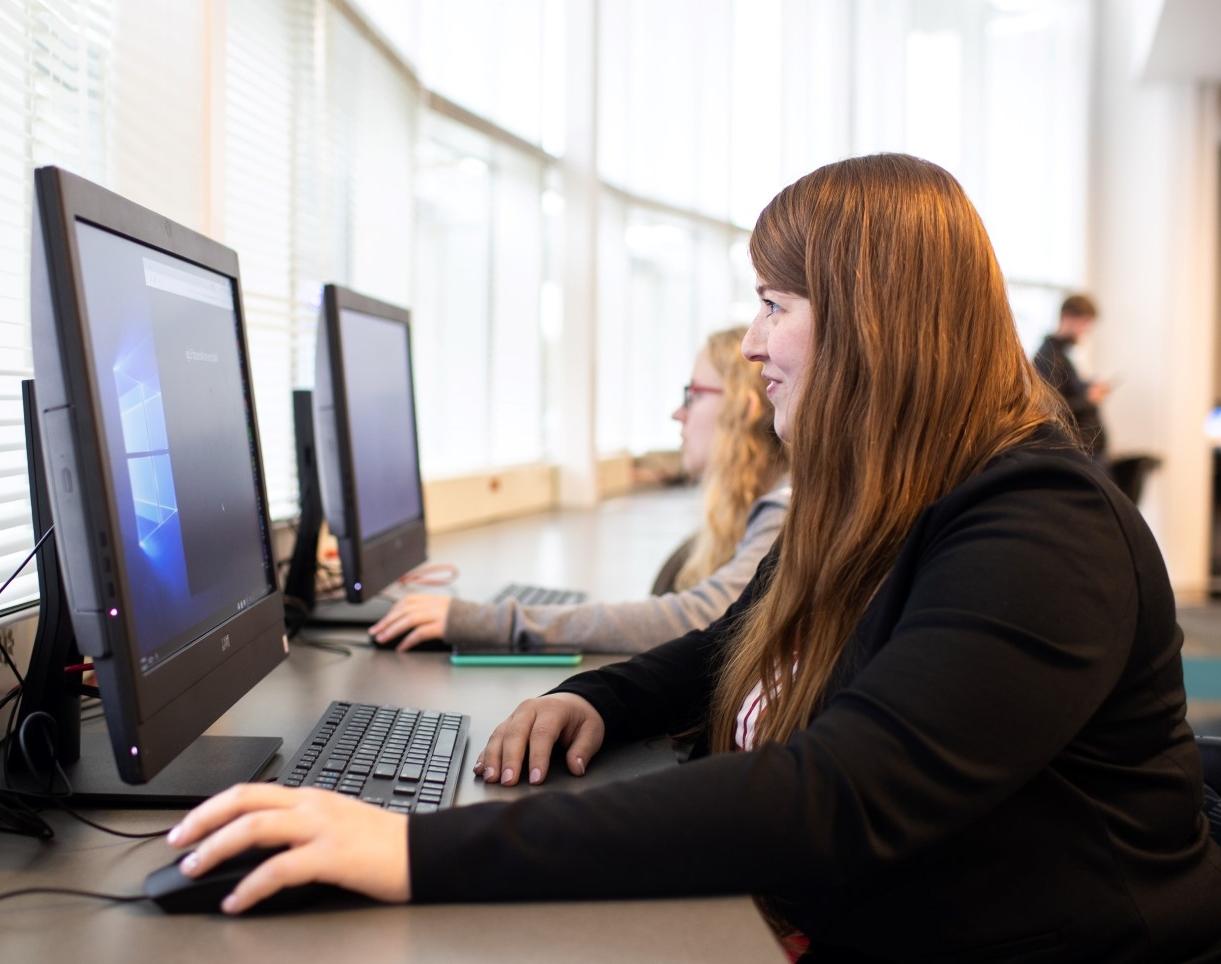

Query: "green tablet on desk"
left=450, top=647, right=583, bottom=667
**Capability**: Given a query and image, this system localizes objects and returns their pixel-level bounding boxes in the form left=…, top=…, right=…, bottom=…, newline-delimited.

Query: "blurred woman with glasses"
left=368, top=325, right=789, bottom=654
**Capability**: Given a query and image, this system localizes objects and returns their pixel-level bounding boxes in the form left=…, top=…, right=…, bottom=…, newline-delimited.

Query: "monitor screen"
left=338, top=307, right=423, bottom=539
left=310, top=285, right=425, bottom=607
left=74, top=221, right=272, bottom=674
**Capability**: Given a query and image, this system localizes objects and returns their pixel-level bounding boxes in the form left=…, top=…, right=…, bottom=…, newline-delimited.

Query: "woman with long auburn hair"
left=170, top=155, right=1221, bottom=962
left=366, top=325, right=789, bottom=654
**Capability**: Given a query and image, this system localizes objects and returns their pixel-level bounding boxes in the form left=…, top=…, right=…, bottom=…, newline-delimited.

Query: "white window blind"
left=352, top=0, right=564, bottom=152
left=0, top=0, right=111, bottom=612
left=319, top=1, right=417, bottom=345
left=106, top=0, right=207, bottom=233
left=222, top=0, right=309, bottom=521
left=412, top=111, right=548, bottom=477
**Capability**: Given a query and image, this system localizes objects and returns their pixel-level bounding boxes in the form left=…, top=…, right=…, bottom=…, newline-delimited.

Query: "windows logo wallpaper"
left=115, top=341, right=178, bottom=550
left=111, top=334, right=195, bottom=662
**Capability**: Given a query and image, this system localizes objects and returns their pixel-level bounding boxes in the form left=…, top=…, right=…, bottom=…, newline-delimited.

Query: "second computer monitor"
left=313, top=284, right=426, bottom=603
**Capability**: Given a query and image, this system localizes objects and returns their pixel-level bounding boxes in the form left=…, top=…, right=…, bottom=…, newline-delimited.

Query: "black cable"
left=11, top=713, right=174, bottom=840
left=0, top=709, right=54, bottom=841
left=0, top=524, right=54, bottom=607
left=0, top=638, right=24, bottom=691
left=0, top=685, right=21, bottom=715
left=0, top=525, right=55, bottom=696
left=0, top=887, right=146, bottom=904
left=0, top=794, right=54, bottom=840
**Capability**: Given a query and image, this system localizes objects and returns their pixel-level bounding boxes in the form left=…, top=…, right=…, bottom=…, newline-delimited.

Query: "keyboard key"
left=373, top=763, right=398, bottom=779
left=399, top=763, right=423, bottom=782
left=415, top=803, right=438, bottom=813
left=433, top=729, right=457, bottom=759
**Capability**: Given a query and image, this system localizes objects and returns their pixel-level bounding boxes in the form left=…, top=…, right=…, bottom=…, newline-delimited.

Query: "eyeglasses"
left=681, top=383, right=724, bottom=409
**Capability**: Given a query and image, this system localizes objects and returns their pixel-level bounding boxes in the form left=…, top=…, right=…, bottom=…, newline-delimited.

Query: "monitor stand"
left=307, top=597, right=394, bottom=625
left=283, top=390, right=395, bottom=631
left=6, top=380, right=282, bottom=807
left=5, top=731, right=281, bottom=808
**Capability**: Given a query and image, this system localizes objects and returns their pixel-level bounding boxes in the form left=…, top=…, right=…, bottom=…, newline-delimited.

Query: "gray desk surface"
left=0, top=488, right=785, bottom=964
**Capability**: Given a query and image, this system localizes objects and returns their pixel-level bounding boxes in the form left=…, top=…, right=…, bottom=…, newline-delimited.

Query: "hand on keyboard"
left=167, top=784, right=410, bottom=914
left=370, top=594, right=452, bottom=650
left=475, top=693, right=605, bottom=787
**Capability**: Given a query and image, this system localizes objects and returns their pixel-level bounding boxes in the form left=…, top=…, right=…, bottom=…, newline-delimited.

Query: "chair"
left=1196, top=736, right=1221, bottom=844
left=1109, top=455, right=1161, bottom=505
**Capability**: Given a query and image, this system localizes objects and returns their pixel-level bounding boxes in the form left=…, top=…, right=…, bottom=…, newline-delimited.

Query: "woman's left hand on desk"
left=167, top=784, right=410, bottom=913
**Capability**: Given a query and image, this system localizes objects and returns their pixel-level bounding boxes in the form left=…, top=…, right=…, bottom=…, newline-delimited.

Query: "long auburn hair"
left=674, top=327, right=788, bottom=591
left=710, top=154, right=1070, bottom=752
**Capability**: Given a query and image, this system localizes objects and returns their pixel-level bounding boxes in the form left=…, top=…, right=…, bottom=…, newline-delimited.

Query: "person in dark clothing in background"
left=1034, top=293, right=1112, bottom=459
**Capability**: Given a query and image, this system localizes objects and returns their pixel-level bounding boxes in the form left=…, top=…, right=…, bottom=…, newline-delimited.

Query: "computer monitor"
left=283, top=285, right=425, bottom=626
left=15, top=166, right=286, bottom=797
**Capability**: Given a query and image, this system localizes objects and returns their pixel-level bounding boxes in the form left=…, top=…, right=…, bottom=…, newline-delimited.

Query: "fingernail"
left=167, top=824, right=182, bottom=845
left=502, top=768, right=514, bottom=785
left=182, top=852, right=200, bottom=875
left=221, top=894, right=239, bottom=914
left=576, top=756, right=585, bottom=775
left=483, top=767, right=497, bottom=782
left=529, top=768, right=541, bottom=784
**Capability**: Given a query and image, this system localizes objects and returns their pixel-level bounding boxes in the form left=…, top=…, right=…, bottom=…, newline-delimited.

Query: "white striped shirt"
left=735, top=679, right=767, bottom=751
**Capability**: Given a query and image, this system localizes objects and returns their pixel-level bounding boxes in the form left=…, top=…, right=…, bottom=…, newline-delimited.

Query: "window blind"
left=0, top=0, right=110, bottom=613
left=222, top=0, right=309, bottom=520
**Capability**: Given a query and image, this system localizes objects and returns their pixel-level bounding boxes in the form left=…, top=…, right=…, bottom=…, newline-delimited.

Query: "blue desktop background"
left=74, top=222, right=272, bottom=673
left=339, top=308, right=422, bottom=540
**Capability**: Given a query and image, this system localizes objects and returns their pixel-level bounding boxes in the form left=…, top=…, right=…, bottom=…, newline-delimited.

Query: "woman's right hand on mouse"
left=168, top=784, right=409, bottom=914
left=475, top=692, right=605, bottom=787
left=370, top=594, right=452, bottom=651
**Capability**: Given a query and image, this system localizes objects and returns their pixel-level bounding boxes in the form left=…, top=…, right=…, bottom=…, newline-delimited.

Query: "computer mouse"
left=144, top=846, right=358, bottom=914
left=367, top=632, right=449, bottom=653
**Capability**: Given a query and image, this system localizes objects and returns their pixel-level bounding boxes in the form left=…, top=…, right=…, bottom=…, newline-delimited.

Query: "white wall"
left=1088, top=0, right=1220, bottom=594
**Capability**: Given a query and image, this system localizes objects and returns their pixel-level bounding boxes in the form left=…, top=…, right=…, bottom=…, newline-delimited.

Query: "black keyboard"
left=491, top=582, right=588, bottom=606
left=277, top=701, right=468, bottom=814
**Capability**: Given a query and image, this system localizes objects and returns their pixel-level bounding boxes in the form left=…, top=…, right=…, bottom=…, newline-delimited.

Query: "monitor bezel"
left=31, top=165, right=286, bottom=783
left=318, top=283, right=427, bottom=602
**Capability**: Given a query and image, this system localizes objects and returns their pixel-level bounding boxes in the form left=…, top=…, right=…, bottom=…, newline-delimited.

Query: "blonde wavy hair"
left=673, top=326, right=789, bottom=591
left=710, top=154, right=1070, bottom=752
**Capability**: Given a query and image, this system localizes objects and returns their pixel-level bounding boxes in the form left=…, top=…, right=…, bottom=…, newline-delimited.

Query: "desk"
left=0, top=489, right=785, bottom=963
left=423, top=484, right=705, bottom=602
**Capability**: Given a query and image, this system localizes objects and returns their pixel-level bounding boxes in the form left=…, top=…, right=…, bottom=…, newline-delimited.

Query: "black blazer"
left=411, top=434, right=1221, bottom=962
